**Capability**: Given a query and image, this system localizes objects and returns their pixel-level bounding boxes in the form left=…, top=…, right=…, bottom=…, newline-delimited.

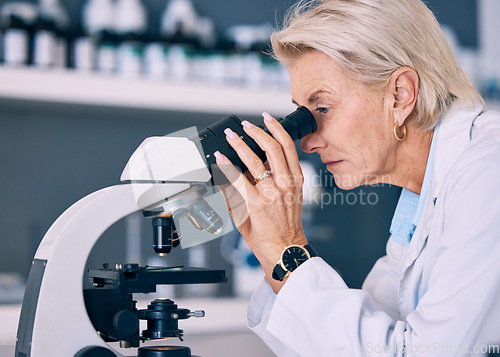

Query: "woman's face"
left=290, top=50, right=396, bottom=190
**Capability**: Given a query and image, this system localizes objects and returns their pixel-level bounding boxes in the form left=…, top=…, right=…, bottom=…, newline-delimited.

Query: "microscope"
left=15, top=107, right=316, bottom=357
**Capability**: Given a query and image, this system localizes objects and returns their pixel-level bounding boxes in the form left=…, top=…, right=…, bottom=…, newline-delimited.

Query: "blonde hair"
left=271, top=0, right=483, bottom=130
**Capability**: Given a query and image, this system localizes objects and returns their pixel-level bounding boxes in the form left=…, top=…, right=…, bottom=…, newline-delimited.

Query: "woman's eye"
left=316, top=107, right=329, bottom=114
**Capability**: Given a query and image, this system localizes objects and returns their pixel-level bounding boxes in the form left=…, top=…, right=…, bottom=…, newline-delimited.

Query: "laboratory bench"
left=0, top=297, right=275, bottom=357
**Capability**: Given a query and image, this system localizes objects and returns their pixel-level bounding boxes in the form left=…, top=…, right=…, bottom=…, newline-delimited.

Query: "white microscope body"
left=15, top=136, right=213, bottom=357
left=14, top=106, right=316, bottom=357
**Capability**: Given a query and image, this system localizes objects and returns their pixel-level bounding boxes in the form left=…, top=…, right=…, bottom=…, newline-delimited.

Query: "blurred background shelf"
left=0, top=67, right=295, bottom=117
left=1, top=66, right=498, bottom=116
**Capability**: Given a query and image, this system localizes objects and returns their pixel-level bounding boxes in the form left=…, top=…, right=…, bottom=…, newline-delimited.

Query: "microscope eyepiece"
left=197, top=106, right=317, bottom=174
left=276, top=106, right=317, bottom=140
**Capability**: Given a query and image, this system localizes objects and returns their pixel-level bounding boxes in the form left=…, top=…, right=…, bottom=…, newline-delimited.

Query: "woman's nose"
left=301, top=132, right=326, bottom=153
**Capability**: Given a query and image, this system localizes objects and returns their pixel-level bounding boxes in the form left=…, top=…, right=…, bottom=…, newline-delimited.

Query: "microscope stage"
left=88, top=265, right=227, bottom=294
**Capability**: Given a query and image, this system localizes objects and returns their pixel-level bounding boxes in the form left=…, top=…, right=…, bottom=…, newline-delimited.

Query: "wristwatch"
left=272, top=244, right=317, bottom=281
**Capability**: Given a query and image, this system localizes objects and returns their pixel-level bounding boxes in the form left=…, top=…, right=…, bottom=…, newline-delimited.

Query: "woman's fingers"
left=222, top=127, right=276, bottom=190
left=240, top=119, right=293, bottom=190
left=217, top=113, right=305, bottom=215
left=217, top=182, right=249, bottom=229
left=262, top=112, right=304, bottom=187
left=214, top=151, right=254, bottom=201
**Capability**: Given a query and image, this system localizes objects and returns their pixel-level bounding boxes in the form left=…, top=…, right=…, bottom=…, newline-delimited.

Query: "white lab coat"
left=247, top=106, right=500, bottom=357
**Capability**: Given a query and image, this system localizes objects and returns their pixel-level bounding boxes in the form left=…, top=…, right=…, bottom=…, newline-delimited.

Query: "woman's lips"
left=326, top=160, right=344, bottom=168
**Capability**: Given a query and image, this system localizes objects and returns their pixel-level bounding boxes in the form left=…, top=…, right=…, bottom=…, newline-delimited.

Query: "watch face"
left=282, top=246, right=310, bottom=272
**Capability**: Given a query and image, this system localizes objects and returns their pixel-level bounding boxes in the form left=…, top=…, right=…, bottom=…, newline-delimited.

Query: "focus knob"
left=113, top=309, right=139, bottom=336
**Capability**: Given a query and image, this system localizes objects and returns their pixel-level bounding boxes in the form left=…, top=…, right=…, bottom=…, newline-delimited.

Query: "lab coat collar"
left=401, top=104, right=483, bottom=274
left=431, top=104, right=483, bottom=200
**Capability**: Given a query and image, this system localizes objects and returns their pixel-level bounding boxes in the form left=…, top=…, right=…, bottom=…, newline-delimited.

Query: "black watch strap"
left=304, top=244, right=317, bottom=257
left=272, top=264, right=288, bottom=281
left=272, top=244, right=317, bottom=281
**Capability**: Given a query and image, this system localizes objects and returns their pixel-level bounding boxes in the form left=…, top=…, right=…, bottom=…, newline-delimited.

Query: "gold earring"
left=393, top=122, right=406, bottom=141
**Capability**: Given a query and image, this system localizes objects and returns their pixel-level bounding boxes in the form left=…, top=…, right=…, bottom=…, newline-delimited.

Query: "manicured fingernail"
left=241, top=120, right=253, bottom=128
left=224, top=128, right=237, bottom=139
left=214, top=151, right=226, bottom=162
left=262, top=112, right=274, bottom=122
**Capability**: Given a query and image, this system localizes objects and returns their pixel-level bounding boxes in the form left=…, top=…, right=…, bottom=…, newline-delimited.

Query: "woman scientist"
left=214, top=0, right=500, bottom=355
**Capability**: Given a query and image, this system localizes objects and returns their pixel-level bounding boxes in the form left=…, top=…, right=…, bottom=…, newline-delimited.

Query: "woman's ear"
left=388, top=67, right=419, bottom=126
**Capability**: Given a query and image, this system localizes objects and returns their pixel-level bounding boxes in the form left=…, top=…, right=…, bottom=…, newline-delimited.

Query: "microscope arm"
left=16, top=183, right=189, bottom=357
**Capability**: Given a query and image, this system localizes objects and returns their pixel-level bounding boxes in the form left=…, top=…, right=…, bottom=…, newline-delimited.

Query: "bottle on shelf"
left=0, top=2, right=37, bottom=67
left=71, top=29, right=94, bottom=72
left=80, top=0, right=117, bottom=74
left=225, top=24, right=289, bottom=89
left=224, top=25, right=253, bottom=86
left=33, top=0, right=69, bottom=69
left=143, top=36, right=168, bottom=80
left=224, top=24, right=271, bottom=87
left=143, top=1, right=173, bottom=80
left=31, top=14, right=57, bottom=68
left=114, top=0, right=147, bottom=77
left=161, top=0, right=200, bottom=82
left=190, top=16, right=222, bottom=83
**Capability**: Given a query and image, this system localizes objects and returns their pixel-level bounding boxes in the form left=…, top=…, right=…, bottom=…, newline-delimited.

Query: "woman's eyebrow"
left=292, top=89, right=333, bottom=107
left=308, top=90, right=332, bottom=103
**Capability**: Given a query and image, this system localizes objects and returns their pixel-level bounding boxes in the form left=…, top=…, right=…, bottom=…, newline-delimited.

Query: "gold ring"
left=254, top=170, right=272, bottom=183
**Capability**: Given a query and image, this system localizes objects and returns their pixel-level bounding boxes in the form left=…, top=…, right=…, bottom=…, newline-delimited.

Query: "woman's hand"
left=214, top=112, right=308, bottom=292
